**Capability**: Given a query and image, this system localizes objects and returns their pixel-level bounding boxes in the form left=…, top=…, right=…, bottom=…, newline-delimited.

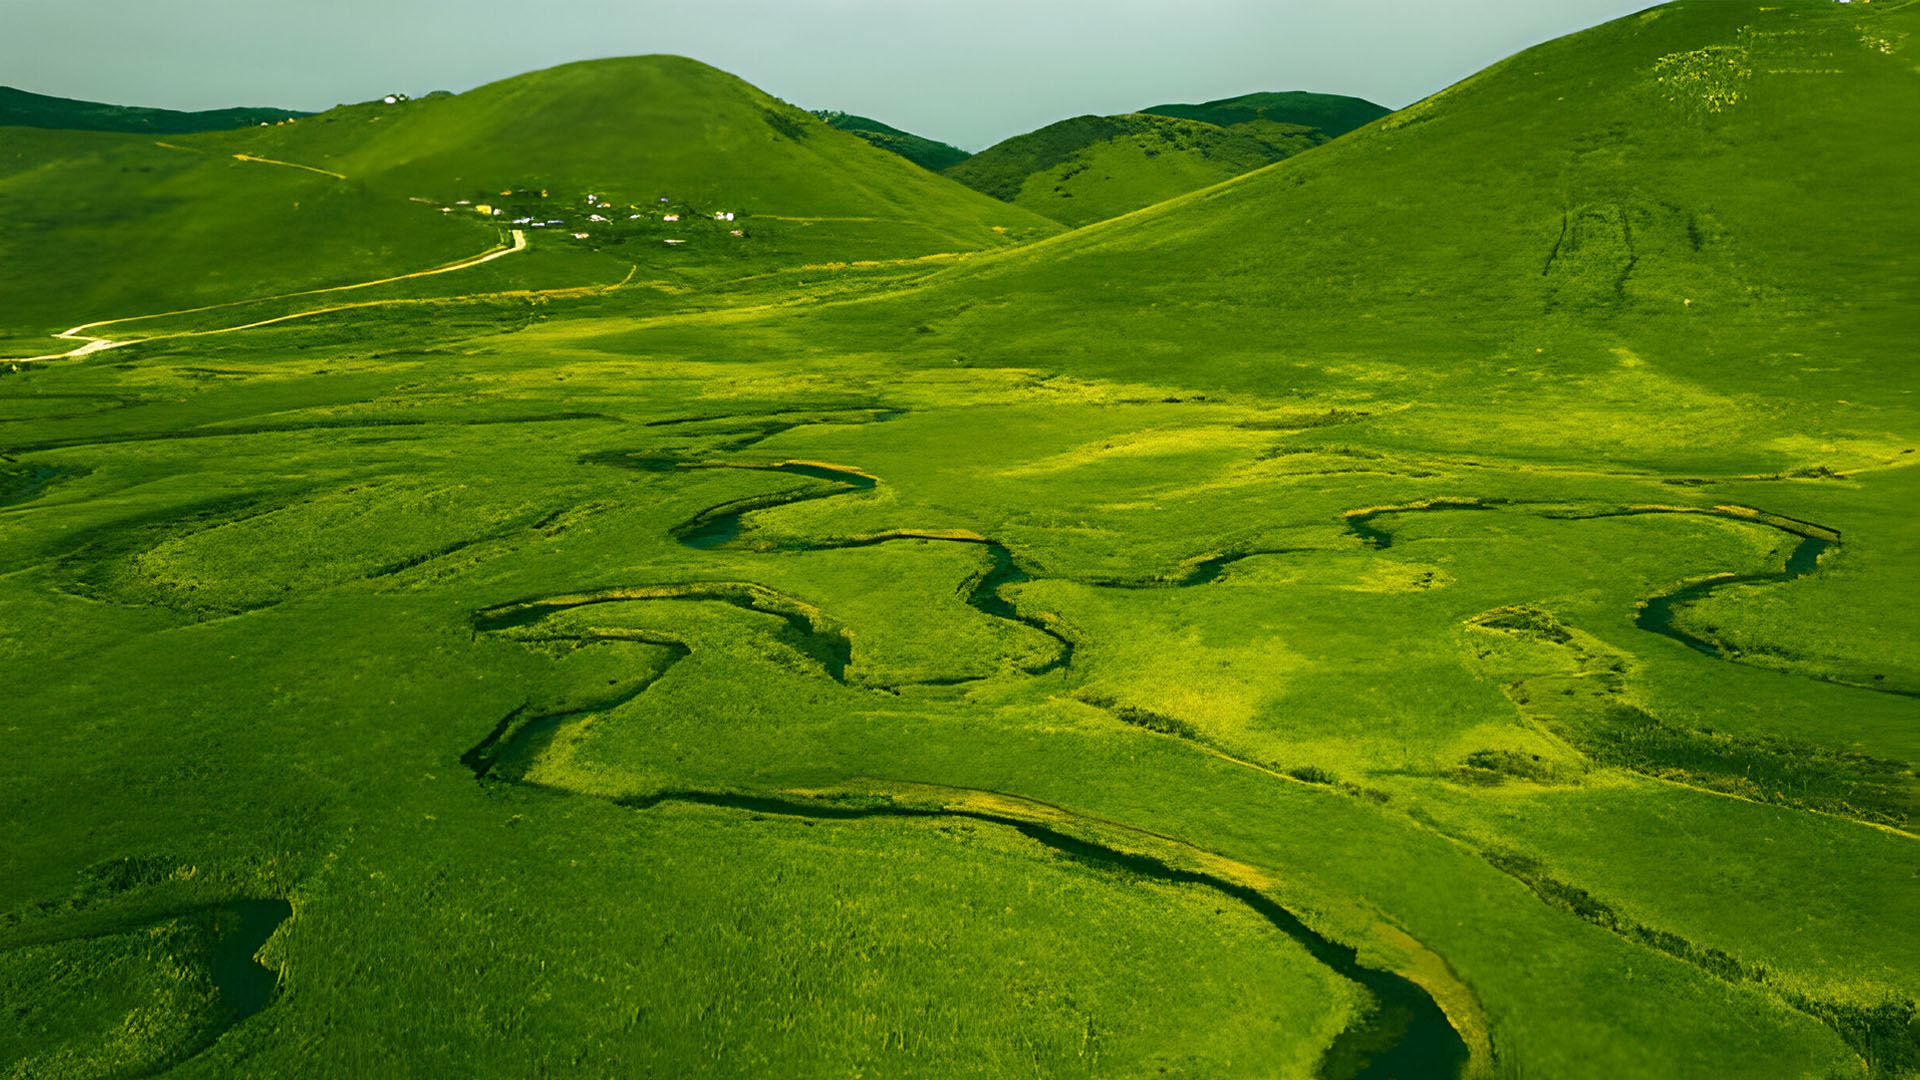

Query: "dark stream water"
left=618, top=790, right=1469, bottom=1080
left=465, top=459, right=1471, bottom=1076
left=674, top=462, right=1073, bottom=674
left=206, top=899, right=293, bottom=1021
left=1348, top=502, right=1913, bottom=698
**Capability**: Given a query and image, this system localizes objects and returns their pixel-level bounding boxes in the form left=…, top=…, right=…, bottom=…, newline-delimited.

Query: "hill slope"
left=1139, top=90, right=1391, bottom=141
left=202, top=57, right=1056, bottom=256
left=1, top=56, right=1058, bottom=341
left=813, top=110, right=971, bottom=172
left=945, top=90, right=1386, bottom=226
left=886, top=1, right=1918, bottom=404
left=0, top=85, right=306, bottom=134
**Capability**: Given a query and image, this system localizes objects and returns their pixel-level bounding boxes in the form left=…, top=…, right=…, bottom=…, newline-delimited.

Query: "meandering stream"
left=1346, top=500, right=1910, bottom=698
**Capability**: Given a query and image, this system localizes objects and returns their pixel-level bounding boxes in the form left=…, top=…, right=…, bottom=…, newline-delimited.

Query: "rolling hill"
left=1, top=56, right=1058, bottom=342
left=886, top=0, right=1918, bottom=403
left=813, top=110, right=972, bottom=171
left=1139, top=90, right=1391, bottom=141
left=945, top=90, right=1386, bottom=226
left=0, top=85, right=307, bottom=134
left=200, top=57, right=1055, bottom=251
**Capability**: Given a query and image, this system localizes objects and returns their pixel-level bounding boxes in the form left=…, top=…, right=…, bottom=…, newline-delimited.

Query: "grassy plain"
left=2, top=3, right=1916, bottom=1078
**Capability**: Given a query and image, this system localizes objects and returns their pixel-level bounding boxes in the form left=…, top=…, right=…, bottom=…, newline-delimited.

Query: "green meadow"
left=2, top=2, right=1916, bottom=1078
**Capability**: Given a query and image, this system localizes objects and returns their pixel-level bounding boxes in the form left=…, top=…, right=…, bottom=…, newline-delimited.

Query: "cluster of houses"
left=418, top=189, right=749, bottom=246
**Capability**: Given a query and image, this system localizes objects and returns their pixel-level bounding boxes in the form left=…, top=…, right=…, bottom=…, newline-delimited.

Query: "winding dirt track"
left=11, top=229, right=529, bottom=363
left=230, top=153, right=348, bottom=179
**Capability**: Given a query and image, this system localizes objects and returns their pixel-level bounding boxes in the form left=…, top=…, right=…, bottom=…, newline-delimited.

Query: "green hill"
left=0, top=85, right=306, bottom=134
left=942, top=113, right=1309, bottom=227
left=892, top=1, right=1917, bottom=402
left=1139, top=90, right=1391, bottom=140
left=0, top=56, right=1058, bottom=342
left=944, top=89, right=1386, bottom=227
left=813, top=110, right=972, bottom=172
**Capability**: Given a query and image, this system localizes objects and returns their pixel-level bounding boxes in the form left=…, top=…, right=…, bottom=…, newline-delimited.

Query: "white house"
left=663, top=213, right=680, bottom=222
left=589, top=214, right=609, bottom=222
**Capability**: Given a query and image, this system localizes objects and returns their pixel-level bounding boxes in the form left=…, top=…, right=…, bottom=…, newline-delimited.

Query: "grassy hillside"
left=945, top=88, right=1386, bottom=227
left=0, top=56, right=1058, bottom=345
left=201, top=57, right=1056, bottom=256
left=884, top=1, right=1918, bottom=400
left=0, top=86, right=307, bottom=134
left=945, top=113, right=1316, bottom=227
left=2, top=5, right=1915, bottom=1080
left=813, top=110, right=972, bottom=171
left=1140, top=90, right=1390, bottom=139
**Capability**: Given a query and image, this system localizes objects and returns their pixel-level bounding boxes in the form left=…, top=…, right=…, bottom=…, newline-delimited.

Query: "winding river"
left=460, top=455, right=1478, bottom=1078
left=1344, top=500, right=1910, bottom=698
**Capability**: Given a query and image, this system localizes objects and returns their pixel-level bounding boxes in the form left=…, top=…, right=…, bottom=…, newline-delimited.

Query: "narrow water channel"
left=618, top=790, right=1470, bottom=1080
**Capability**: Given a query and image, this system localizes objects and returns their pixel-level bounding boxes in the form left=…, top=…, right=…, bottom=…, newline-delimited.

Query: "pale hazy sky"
left=2, top=0, right=1656, bottom=150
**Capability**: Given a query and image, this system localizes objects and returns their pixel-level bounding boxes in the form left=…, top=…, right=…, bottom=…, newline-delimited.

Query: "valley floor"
left=1, top=223, right=1914, bottom=1080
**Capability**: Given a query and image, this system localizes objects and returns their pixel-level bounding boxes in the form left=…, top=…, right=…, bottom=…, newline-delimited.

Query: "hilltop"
left=943, top=112, right=1311, bottom=227
left=0, top=85, right=306, bottom=134
left=201, top=57, right=1055, bottom=252
left=813, top=110, right=972, bottom=172
left=944, top=90, right=1386, bottom=226
left=1139, top=90, right=1390, bottom=140
left=0, top=56, right=1058, bottom=340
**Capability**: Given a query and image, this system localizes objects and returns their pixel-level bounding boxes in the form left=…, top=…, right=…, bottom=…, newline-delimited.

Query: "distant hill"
left=941, top=112, right=1317, bottom=228
left=1139, top=91, right=1390, bottom=141
left=944, top=91, right=1386, bottom=227
left=0, top=85, right=306, bottom=134
left=813, top=111, right=971, bottom=172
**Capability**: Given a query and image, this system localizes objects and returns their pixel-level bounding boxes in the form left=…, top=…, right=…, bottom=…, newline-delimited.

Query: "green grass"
left=945, top=112, right=1319, bottom=226
left=1139, top=90, right=1390, bottom=138
left=0, top=85, right=306, bottom=135
left=2, top=3, right=1916, bottom=1078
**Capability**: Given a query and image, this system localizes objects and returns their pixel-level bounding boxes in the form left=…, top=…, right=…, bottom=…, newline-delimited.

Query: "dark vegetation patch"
left=1452, top=749, right=1572, bottom=786
left=1466, top=606, right=1914, bottom=826
left=1077, top=693, right=1201, bottom=740
left=1236, top=409, right=1372, bottom=431
left=1483, top=847, right=1918, bottom=1077
left=812, top=111, right=971, bottom=172
left=762, top=107, right=812, bottom=141
left=1578, top=704, right=1913, bottom=828
left=0, top=463, right=88, bottom=508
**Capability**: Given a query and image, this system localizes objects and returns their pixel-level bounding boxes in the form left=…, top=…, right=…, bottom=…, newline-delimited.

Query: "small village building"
left=662, top=213, right=680, bottom=222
